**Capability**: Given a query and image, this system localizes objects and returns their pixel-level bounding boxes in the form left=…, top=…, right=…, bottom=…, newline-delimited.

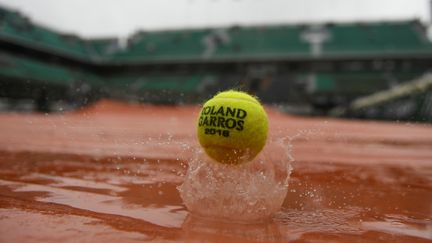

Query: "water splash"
left=178, top=138, right=293, bottom=222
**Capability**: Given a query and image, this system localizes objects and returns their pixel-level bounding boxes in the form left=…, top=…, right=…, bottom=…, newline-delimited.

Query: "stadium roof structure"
left=1, top=6, right=432, bottom=66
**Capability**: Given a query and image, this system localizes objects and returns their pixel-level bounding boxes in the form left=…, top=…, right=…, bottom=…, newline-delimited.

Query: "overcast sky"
left=0, top=0, right=429, bottom=38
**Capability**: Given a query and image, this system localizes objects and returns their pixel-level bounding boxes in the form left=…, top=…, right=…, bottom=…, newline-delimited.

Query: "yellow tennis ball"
left=197, top=90, right=268, bottom=165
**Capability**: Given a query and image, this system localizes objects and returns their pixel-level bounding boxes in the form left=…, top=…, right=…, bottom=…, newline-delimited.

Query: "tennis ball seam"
left=211, top=96, right=261, bottom=106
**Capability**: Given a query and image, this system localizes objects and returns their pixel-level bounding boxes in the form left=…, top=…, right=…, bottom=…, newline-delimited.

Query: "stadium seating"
left=107, top=74, right=208, bottom=93
left=108, top=21, right=432, bottom=62
left=0, top=8, right=94, bottom=60
left=324, top=21, right=432, bottom=54
left=113, top=30, right=209, bottom=61
left=2, top=6, right=432, bottom=63
left=214, top=25, right=309, bottom=58
left=311, top=72, right=421, bottom=94
left=0, top=5, right=431, bottom=110
left=0, top=53, right=74, bottom=85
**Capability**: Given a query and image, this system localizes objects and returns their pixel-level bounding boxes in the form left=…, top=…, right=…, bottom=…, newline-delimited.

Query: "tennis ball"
left=197, top=90, right=268, bottom=165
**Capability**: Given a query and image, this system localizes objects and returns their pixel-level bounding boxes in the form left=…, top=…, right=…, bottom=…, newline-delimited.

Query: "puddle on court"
left=0, top=148, right=430, bottom=242
left=0, top=102, right=431, bottom=242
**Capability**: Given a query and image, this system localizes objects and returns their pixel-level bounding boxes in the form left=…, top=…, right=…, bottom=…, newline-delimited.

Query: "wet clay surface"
left=0, top=100, right=431, bottom=242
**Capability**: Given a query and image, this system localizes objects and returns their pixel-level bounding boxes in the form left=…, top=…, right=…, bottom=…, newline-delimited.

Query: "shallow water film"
left=0, top=101, right=431, bottom=242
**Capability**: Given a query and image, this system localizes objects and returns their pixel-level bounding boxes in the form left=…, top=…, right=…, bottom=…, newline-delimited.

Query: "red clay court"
left=0, top=100, right=431, bottom=242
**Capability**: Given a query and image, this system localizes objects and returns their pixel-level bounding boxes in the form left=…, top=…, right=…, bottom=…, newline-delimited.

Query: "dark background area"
left=0, top=5, right=431, bottom=121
